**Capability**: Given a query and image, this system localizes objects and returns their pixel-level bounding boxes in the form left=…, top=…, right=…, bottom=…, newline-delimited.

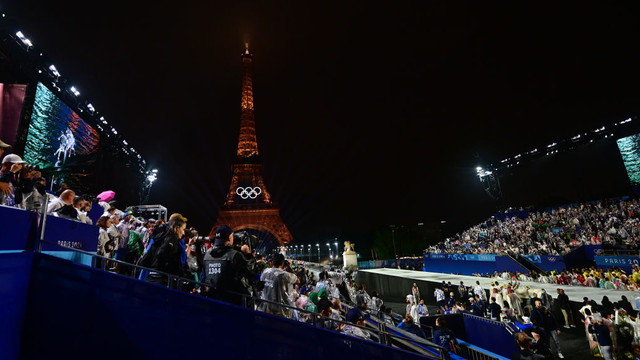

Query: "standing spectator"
left=96, top=216, right=116, bottom=258
left=405, top=294, right=419, bottom=324
left=556, top=289, right=575, bottom=328
left=470, top=297, right=483, bottom=317
left=488, top=297, right=501, bottom=321
left=474, top=280, right=486, bottom=301
left=433, top=316, right=459, bottom=355
left=458, top=281, right=467, bottom=299
left=259, top=253, right=299, bottom=317
left=474, top=294, right=486, bottom=316
left=588, top=314, right=614, bottom=360
left=412, top=283, right=421, bottom=303
left=434, top=287, right=446, bottom=311
left=147, top=215, right=188, bottom=286
left=117, top=212, right=133, bottom=249
left=530, top=300, right=563, bottom=358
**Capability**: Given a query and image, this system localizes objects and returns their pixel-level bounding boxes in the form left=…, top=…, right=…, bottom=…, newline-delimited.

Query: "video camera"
left=233, top=230, right=259, bottom=253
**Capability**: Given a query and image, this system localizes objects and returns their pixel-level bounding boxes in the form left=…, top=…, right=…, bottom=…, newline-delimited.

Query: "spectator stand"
left=0, top=211, right=456, bottom=360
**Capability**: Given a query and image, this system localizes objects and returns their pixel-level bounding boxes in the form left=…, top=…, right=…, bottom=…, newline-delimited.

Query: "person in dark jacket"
left=203, top=225, right=255, bottom=306
left=146, top=214, right=188, bottom=286
left=512, top=332, right=548, bottom=360
left=397, top=314, right=426, bottom=339
left=588, top=314, right=613, bottom=360
left=529, top=300, right=563, bottom=358
left=488, top=297, right=502, bottom=320
left=556, top=289, right=575, bottom=328
left=433, top=316, right=459, bottom=354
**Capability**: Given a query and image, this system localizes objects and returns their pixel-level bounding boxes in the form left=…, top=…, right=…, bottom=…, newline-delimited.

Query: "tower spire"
left=237, top=43, right=258, bottom=158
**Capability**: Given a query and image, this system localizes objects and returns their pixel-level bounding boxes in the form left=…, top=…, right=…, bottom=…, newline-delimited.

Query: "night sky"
left=7, top=2, right=640, bottom=255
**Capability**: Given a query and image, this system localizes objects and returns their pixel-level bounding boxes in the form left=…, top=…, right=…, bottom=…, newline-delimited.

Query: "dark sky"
left=7, top=2, right=640, bottom=251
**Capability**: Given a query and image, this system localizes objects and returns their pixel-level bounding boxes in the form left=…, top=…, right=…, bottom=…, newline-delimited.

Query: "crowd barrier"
left=421, top=254, right=528, bottom=275
left=358, top=258, right=423, bottom=270
left=0, top=204, right=98, bottom=265
left=419, top=313, right=517, bottom=359
left=521, top=254, right=566, bottom=272
left=1, top=252, right=431, bottom=360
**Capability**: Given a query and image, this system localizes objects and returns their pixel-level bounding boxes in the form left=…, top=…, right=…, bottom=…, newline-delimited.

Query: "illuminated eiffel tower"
left=211, top=43, right=292, bottom=246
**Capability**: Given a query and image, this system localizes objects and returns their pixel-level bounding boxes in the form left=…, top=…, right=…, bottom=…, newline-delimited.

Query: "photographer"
left=203, top=225, right=256, bottom=307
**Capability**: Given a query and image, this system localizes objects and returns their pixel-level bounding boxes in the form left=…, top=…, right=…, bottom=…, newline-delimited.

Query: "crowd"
left=2, top=138, right=450, bottom=351
left=473, top=265, right=640, bottom=293
left=425, top=197, right=640, bottom=256
left=420, top=276, right=640, bottom=359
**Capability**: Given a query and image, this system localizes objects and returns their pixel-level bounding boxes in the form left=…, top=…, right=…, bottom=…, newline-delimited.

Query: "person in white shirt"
left=434, top=287, right=446, bottom=310
left=47, top=189, right=75, bottom=214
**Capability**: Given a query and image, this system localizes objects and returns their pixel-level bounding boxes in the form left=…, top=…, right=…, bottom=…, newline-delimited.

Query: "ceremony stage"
left=358, top=268, right=639, bottom=310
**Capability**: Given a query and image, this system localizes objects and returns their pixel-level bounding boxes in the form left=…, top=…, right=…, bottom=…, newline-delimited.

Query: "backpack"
left=127, top=230, right=144, bottom=256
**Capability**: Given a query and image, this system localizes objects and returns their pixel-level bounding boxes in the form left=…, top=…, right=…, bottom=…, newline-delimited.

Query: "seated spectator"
left=397, top=314, right=426, bottom=339
left=342, top=307, right=371, bottom=340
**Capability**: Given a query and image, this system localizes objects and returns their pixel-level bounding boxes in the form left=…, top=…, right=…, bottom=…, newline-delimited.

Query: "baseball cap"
left=214, top=225, right=233, bottom=245
left=346, top=308, right=365, bottom=324
left=0, top=139, right=11, bottom=148
left=2, top=154, right=26, bottom=164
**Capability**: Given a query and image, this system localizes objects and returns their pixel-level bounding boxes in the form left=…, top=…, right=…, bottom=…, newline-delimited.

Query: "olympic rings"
left=236, top=186, right=262, bottom=199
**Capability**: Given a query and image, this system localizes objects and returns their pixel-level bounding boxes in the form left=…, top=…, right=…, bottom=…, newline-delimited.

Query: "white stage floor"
left=361, top=268, right=639, bottom=310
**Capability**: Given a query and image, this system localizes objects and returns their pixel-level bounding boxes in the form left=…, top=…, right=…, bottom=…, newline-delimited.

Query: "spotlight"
left=48, top=65, right=61, bottom=78
left=15, top=31, right=33, bottom=48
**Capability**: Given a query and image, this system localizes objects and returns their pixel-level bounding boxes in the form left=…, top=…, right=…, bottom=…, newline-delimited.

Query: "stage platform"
left=358, top=268, right=639, bottom=310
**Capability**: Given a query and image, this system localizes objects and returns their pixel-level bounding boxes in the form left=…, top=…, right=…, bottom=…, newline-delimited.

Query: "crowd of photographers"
left=425, top=198, right=640, bottom=257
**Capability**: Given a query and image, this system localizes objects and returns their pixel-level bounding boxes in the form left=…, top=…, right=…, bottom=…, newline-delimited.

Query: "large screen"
left=23, top=82, right=100, bottom=190
left=617, top=133, right=640, bottom=185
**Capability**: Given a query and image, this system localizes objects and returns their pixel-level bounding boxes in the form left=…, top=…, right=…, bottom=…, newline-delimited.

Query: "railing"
left=34, top=234, right=452, bottom=360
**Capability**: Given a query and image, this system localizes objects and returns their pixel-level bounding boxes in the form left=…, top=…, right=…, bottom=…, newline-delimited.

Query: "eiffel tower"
left=211, top=44, right=292, bottom=246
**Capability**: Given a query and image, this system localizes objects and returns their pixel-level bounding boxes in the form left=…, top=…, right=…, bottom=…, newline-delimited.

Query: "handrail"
left=37, top=238, right=451, bottom=359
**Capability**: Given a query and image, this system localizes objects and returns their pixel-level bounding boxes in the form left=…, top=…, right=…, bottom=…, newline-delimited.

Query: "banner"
left=595, top=256, right=640, bottom=269
left=426, top=254, right=496, bottom=262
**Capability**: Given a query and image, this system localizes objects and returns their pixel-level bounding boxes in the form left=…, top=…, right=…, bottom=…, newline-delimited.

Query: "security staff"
left=203, top=225, right=255, bottom=306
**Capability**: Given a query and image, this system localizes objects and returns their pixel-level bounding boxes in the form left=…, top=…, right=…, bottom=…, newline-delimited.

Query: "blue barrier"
left=422, top=255, right=528, bottom=275
left=595, top=255, right=640, bottom=271
left=0, top=205, right=36, bottom=251
left=0, top=252, right=33, bottom=360
left=462, top=315, right=518, bottom=358
left=419, top=313, right=517, bottom=358
left=563, top=245, right=602, bottom=269
left=522, top=255, right=566, bottom=272
left=2, top=252, right=430, bottom=360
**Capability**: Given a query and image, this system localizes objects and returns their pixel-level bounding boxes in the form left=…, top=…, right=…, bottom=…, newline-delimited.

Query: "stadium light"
left=70, top=86, right=80, bottom=96
left=87, top=103, right=95, bottom=113
left=48, top=64, right=61, bottom=78
left=15, top=31, right=33, bottom=48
